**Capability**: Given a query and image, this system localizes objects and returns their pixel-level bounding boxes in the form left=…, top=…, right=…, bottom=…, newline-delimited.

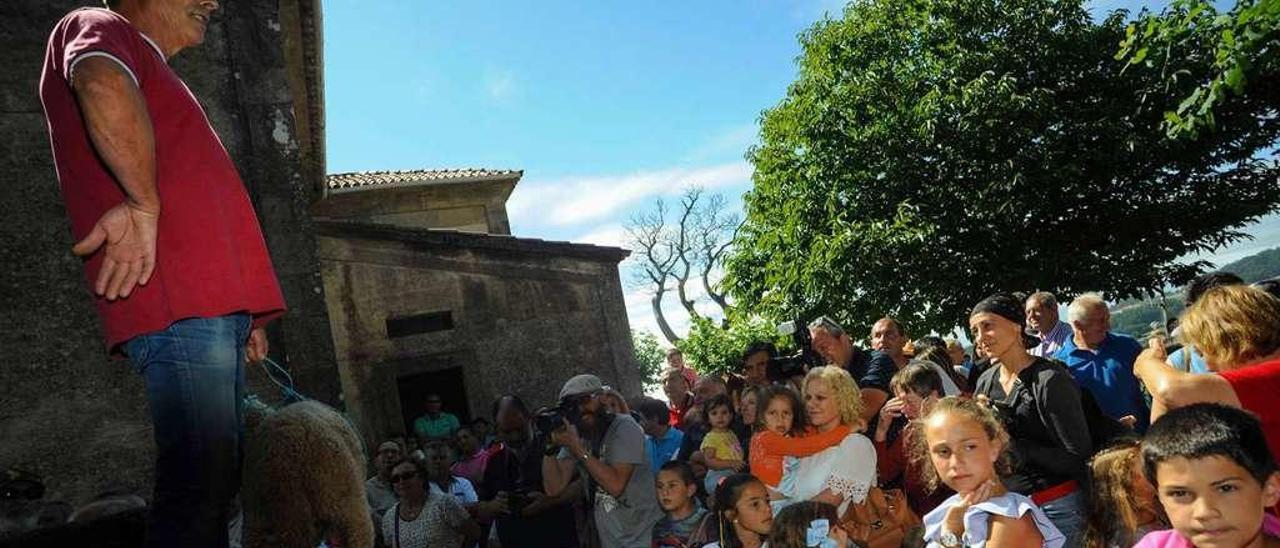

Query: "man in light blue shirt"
left=1026, top=291, right=1073, bottom=358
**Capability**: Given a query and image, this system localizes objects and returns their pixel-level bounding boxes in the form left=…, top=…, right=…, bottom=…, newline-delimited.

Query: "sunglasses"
left=390, top=470, right=418, bottom=484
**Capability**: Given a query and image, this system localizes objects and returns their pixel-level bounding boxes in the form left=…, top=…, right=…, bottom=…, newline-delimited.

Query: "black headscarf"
left=970, top=292, right=1040, bottom=349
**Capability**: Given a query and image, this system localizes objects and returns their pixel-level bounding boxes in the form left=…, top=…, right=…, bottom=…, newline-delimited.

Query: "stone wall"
left=0, top=0, right=338, bottom=508
left=315, top=221, right=638, bottom=449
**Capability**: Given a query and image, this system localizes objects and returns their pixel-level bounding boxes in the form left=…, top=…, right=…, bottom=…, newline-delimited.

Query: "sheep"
left=240, top=400, right=373, bottom=548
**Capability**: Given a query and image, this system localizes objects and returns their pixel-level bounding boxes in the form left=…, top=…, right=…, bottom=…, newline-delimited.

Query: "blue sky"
left=322, top=0, right=1278, bottom=342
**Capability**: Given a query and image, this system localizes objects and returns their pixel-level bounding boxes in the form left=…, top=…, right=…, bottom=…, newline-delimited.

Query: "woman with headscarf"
left=969, top=292, right=1091, bottom=548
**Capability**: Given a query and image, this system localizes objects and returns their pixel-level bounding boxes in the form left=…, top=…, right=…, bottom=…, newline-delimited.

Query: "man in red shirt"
left=39, top=1, right=285, bottom=546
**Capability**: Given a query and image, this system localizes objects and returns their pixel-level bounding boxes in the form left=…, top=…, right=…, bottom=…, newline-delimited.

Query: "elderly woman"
left=969, top=292, right=1091, bottom=548
left=1135, top=284, right=1280, bottom=461
left=381, top=457, right=481, bottom=548
left=774, top=366, right=877, bottom=519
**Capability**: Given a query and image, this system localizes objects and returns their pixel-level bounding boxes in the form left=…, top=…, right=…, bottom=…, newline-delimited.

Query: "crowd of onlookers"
left=368, top=272, right=1280, bottom=548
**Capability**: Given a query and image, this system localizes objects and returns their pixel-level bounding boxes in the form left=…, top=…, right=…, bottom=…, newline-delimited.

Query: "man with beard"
left=478, top=394, right=578, bottom=548
left=543, top=375, right=662, bottom=548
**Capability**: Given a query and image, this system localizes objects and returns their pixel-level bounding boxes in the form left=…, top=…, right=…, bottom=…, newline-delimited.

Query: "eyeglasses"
left=390, top=471, right=418, bottom=484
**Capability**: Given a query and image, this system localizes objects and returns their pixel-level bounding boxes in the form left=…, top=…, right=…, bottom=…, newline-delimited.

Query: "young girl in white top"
left=916, top=397, right=1064, bottom=548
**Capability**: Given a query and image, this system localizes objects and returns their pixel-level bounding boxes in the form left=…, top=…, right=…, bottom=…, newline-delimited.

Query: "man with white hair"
left=1055, top=294, right=1150, bottom=432
left=1025, top=291, right=1073, bottom=357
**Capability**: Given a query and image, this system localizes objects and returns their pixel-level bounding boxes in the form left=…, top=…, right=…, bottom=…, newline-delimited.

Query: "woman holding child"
left=774, top=366, right=878, bottom=521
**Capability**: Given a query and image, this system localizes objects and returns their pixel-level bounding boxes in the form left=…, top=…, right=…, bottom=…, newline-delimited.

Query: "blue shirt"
left=646, top=426, right=684, bottom=469
left=1055, top=332, right=1150, bottom=432
left=1167, top=346, right=1211, bottom=374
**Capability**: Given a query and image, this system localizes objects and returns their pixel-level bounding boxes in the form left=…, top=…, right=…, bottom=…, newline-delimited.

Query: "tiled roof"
left=326, top=168, right=522, bottom=190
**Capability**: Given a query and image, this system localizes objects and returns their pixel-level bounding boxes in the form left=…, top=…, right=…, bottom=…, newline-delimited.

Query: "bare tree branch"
left=673, top=187, right=703, bottom=320
left=624, top=186, right=743, bottom=343
left=625, top=199, right=682, bottom=344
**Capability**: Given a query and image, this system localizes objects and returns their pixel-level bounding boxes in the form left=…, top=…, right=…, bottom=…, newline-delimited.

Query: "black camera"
left=534, top=401, right=582, bottom=436
left=506, top=491, right=532, bottom=514
left=767, top=319, right=827, bottom=383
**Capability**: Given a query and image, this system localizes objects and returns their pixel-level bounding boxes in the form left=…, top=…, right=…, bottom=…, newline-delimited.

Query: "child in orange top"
left=748, top=385, right=851, bottom=491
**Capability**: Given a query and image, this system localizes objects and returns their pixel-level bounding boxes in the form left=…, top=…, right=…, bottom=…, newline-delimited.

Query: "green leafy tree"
left=726, top=0, right=1280, bottom=337
left=1118, top=0, right=1280, bottom=137
left=676, top=316, right=787, bottom=378
left=631, top=330, right=667, bottom=391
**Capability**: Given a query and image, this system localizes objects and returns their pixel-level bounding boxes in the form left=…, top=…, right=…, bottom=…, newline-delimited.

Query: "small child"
left=1135, top=403, right=1280, bottom=548
left=653, top=461, right=710, bottom=548
left=916, top=396, right=1065, bottom=548
left=1084, top=440, right=1167, bottom=548
left=768, top=501, right=851, bottom=548
left=748, top=386, right=851, bottom=491
left=701, top=394, right=746, bottom=496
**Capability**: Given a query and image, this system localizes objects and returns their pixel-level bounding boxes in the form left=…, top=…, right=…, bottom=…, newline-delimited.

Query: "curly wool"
left=241, top=400, right=372, bottom=548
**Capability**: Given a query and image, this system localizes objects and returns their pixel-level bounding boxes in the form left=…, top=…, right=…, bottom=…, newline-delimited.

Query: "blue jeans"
left=124, top=314, right=250, bottom=548
left=1040, top=489, right=1086, bottom=548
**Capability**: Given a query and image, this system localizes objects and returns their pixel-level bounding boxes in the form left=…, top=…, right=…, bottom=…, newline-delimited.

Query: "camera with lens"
left=767, top=319, right=827, bottom=383
left=534, top=400, right=583, bottom=436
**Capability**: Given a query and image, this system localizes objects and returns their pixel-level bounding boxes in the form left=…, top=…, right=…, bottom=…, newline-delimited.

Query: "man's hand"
left=246, top=327, right=269, bottom=363
left=549, top=419, right=585, bottom=456
left=72, top=201, right=159, bottom=300
left=520, top=491, right=550, bottom=517
left=1134, top=338, right=1170, bottom=383
left=477, top=492, right=510, bottom=520
left=876, top=397, right=905, bottom=441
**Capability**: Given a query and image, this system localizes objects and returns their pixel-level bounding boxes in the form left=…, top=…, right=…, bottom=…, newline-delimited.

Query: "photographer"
left=480, top=394, right=578, bottom=548
left=808, top=316, right=896, bottom=424
left=542, top=374, right=663, bottom=548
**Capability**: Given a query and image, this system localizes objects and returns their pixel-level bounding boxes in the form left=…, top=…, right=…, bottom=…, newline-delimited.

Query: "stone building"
left=313, top=169, right=637, bottom=449
left=0, top=0, right=638, bottom=522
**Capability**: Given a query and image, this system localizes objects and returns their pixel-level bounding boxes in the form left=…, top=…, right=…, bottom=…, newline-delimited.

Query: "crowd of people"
left=33, top=2, right=1280, bottom=547
left=365, top=272, right=1280, bottom=548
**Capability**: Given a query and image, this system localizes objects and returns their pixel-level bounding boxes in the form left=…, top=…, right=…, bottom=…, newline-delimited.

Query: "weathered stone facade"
left=314, top=214, right=637, bottom=450
left=0, top=0, right=337, bottom=509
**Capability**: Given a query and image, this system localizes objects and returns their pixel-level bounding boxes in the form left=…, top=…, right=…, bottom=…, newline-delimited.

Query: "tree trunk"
left=652, top=291, right=681, bottom=345
left=701, top=269, right=729, bottom=314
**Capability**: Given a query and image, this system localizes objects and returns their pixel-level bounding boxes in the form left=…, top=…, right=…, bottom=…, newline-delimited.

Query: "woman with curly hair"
left=773, top=366, right=877, bottom=522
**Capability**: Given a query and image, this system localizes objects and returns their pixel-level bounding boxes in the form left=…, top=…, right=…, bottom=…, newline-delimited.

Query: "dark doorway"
left=398, top=367, right=471, bottom=440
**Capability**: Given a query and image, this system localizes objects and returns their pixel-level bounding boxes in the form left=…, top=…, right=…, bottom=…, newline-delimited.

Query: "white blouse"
left=780, top=432, right=877, bottom=515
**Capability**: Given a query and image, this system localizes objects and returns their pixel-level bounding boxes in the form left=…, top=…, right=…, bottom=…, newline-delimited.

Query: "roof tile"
left=326, top=168, right=522, bottom=190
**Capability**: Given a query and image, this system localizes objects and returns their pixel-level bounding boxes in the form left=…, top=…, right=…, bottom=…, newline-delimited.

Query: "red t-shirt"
left=39, top=8, right=285, bottom=353
left=1220, top=357, right=1280, bottom=463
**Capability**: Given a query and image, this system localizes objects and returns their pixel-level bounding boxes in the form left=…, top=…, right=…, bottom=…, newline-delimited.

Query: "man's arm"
left=1135, top=342, right=1239, bottom=421
left=578, top=457, right=635, bottom=499
left=541, top=452, right=577, bottom=497
left=69, top=56, right=159, bottom=300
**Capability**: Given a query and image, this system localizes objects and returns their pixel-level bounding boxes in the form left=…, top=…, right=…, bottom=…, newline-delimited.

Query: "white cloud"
left=484, top=68, right=519, bottom=103
left=509, top=161, right=752, bottom=227
left=574, top=224, right=630, bottom=248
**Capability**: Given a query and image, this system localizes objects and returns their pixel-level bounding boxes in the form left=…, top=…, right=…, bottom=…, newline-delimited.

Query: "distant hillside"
left=1111, top=247, right=1280, bottom=337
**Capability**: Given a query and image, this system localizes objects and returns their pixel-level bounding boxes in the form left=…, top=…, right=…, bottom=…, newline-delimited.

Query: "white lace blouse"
left=779, top=432, right=877, bottom=515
